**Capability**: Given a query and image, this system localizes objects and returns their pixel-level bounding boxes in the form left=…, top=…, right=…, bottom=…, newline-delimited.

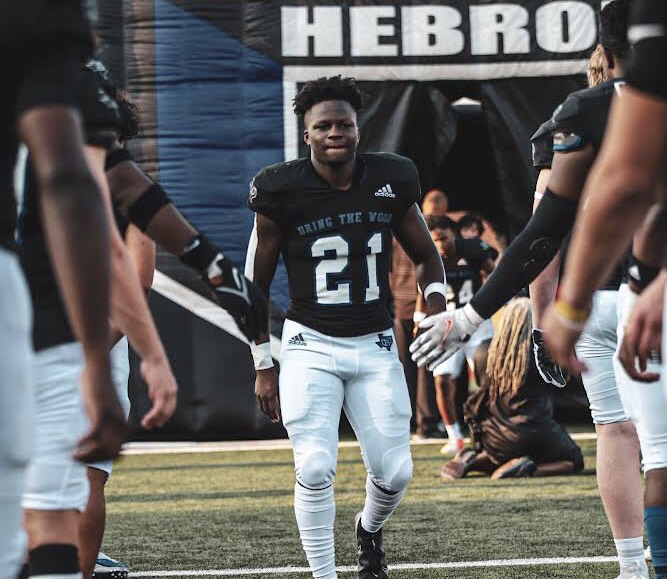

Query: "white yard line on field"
left=129, top=555, right=617, bottom=576
left=121, top=432, right=597, bottom=455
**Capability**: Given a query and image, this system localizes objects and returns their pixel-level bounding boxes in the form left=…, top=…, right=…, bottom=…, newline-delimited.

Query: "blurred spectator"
left=421, top=188, right=449, bottom=216
left=440, top=297, right=584, bottom=480
left=410, top=188, right=451, bottom=439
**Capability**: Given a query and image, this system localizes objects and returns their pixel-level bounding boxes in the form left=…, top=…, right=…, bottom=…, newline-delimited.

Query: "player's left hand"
left=541, top=304, right=587, bottom=375
left=618, top=271, right=665, bottom=382
left=208, top=256, right=269, bottom=343
left=410, top=304, right=483, bottom=371
left=255, top=367, right=281, bottom=423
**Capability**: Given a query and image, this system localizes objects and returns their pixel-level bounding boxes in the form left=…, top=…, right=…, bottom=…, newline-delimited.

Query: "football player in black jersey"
left=246, top=76, right=446, bottom=579
left=414, top=215, right=494, bottom=455
left=412, top=2, right=658, bottom=577
left=0, top=3, right=126, bottom=578
left=16, top=56, right=177, bottom=579
left=543, top=0, right=667, bottom=574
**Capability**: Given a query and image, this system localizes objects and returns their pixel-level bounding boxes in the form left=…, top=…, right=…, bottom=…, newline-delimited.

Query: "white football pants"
left=616, top=284, right=667, bottom=472
left=279, top=319, right=413, bottom=493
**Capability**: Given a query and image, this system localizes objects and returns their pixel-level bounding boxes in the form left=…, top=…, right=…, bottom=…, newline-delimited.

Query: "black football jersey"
left=445, top=238, right=489, bottom=310
left=248, top=153, right=420, bottom=337
left=17, top=152, right=129, bottom=351
left=530, top=79, right=626, bottom=290
left=626, top=0, right=667, bottom=99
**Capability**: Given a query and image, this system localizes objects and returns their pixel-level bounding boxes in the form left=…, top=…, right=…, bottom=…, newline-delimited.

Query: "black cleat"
left=355, top=511, right=389, bottom=579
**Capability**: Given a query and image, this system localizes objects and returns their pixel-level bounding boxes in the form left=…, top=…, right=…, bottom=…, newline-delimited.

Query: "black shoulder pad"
left=530, top=120, right=554, bottom=169
left=364, top=153, right=421, bottom=211
left=247, top=164, right=287, bottom=220
left=550, top=81, right=616, bottom=152
left=458, top=238, right=491, bottom=262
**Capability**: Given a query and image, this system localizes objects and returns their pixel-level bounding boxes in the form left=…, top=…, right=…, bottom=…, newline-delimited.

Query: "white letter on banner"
left=401, top=6, right=464, bottom=56
left=350, top=6, right=398, bottom=57
left=281, top=6, right=343, bottom=57
left=536, top=2, right=597, bottom=53
left=469, top=4, right=530, bottom=55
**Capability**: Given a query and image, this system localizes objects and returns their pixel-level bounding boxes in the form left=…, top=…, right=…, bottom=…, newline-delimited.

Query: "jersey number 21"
left=311, top=233, right=382, bottom=305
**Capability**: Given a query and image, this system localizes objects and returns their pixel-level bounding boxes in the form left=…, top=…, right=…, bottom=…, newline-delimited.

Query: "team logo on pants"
left=375, top=333, right=393, bottom=351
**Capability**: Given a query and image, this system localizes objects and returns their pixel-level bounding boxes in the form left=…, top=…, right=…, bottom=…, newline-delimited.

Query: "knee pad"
left=372, top=450, right=413, bottom=493
left=296, top=450, right=336, bottom=490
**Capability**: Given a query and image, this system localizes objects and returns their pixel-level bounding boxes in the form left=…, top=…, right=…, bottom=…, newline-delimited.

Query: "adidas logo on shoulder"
left=374, top=184, right=395, bottom=198
left=288, top=333, right=307, bottom=346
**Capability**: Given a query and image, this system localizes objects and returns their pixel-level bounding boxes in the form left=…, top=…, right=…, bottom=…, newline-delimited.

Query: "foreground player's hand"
left=140, top=354, right=178, bottom=429
left=410, top=304, right=483, bottom=371
left=255, top=367, right=281, bottom=423
left=541, top=302, right=587, bottom=375
left=618, top=272, right=665, bottom=382
left=208, top=256, right=269, bottom=343
left=532, top=329, right=568, bottom=388
left=75, top=364, right=128, bottom=463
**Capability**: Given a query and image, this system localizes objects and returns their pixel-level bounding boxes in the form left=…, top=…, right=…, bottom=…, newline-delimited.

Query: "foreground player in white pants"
left=246, top=76, right=446, bottom=579
left=412, top=3, right=651, bottom=576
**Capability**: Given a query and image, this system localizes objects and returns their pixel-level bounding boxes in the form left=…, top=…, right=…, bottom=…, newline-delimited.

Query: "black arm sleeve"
left=469, top=190, right=578, bottom=318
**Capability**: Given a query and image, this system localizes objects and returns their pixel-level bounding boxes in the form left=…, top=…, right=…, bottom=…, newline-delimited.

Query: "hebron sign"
left=281, top=2, right=598, bottom=60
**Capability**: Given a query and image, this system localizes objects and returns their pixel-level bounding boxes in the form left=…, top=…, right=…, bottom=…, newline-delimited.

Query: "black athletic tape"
left=470, top=188, right=578, bottom=319
left=179, top=233, right=220, bottom=274
left=29, top=544, right=79, bottom=575
left=105, top=147, right=132, bottom=171
left=126, top=183, right=171, bottom=231
left=627, top=254, right=660, bottom=290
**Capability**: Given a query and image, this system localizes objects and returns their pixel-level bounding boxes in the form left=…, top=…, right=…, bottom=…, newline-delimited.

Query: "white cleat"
left=615, top=560, right=649, bottom=579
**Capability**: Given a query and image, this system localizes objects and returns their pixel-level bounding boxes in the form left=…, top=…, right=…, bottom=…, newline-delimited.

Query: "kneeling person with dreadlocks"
left=441, top=298, right=584, bottom=481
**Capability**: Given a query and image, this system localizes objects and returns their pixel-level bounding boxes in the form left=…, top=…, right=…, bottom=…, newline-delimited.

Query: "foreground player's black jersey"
left=445, top=239, right=491, bottom=310
left=18, top=153, right=128, bottom=351
left=626, top=0, right=667, bottom=99
left=0, top=1, right=92, bottom=50
left=249, top=153, right=420, bottom=337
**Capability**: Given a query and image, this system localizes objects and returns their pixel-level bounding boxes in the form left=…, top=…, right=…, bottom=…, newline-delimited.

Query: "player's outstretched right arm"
left=105, top=150, right=267, bottom=342
left=245, top=214, right=283, bottom=423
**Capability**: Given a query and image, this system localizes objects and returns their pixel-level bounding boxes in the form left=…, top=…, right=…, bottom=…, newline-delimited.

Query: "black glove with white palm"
left=532, top=329, right=568, bottom=388
left=409, top=303, right=485, bottom=372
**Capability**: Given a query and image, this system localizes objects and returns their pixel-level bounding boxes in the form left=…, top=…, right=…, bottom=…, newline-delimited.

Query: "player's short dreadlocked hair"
left=115, top=91, right=141, bottom=141
left=293, top=76, right=363, bottom=117
left=599, top=0, right=630, bottom=58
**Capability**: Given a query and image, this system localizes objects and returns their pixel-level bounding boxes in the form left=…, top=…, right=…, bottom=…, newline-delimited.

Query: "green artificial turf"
left=101, top=438, right=653, bottom=578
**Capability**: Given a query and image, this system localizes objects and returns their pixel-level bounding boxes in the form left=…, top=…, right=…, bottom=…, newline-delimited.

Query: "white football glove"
left=409, top=303, right=485, bottom=371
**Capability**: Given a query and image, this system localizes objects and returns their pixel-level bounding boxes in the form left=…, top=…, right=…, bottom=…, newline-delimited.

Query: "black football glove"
left=207, top=257, right=268, bottom=343
left=532, top=328, right=568, bottom=388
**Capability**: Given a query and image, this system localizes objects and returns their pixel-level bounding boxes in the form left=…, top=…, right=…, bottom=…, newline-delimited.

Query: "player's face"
left=430, top=227, right=456, bottom=259
left=304, top=100, right=359, bottom=166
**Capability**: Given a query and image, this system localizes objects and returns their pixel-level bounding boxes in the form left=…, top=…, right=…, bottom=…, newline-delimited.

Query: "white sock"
left=614, top=536, right=647, bottom=569
left=294, top=483, right=337, bottom=579
left=360, top=475, right=406, bottom=534
left=445, top=422, right=463, bottom=440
